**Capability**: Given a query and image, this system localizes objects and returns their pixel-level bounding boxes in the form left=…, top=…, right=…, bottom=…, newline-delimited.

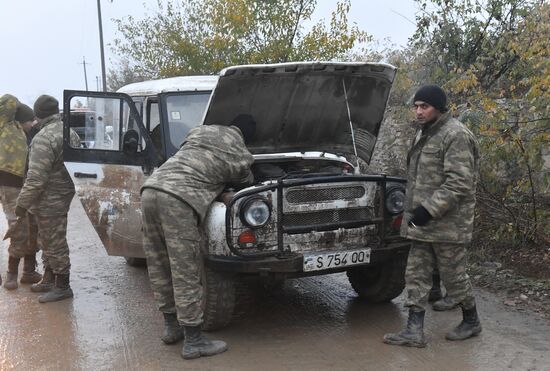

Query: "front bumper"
left=204, top=240, right=411, bottom=276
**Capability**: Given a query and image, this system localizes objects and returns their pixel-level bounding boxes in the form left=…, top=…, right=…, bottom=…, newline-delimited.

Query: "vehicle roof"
left=117, top=75, right=219, bottom=96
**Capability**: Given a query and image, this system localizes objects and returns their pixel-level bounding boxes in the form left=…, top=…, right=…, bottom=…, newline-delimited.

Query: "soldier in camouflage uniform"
left=0, top=94, right=27, bottom=287
left=383, top=85, right=481, bottom=347
left=1, top=99, right=43, bottom=290
left=141, top=114, right=255, bottom=360
left=16, top=95, right=81, bottom=303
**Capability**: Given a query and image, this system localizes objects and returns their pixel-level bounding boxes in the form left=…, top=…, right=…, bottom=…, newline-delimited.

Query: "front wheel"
left=201, top=266, right=236, bottom=331
left=346, top=252, right=408, bottom=302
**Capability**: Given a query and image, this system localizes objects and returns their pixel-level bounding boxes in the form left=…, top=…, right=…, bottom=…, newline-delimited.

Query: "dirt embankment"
left=469, top=256, right=550, bottom=320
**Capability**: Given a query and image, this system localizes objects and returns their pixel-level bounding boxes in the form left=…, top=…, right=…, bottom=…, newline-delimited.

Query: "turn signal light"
left=392, top=214, right=403, bottom=229
left=238, top=229, right=257, bottom=248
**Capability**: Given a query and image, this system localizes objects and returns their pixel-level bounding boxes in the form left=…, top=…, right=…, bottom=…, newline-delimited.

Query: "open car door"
left=63, top=90, right=159, bottom=258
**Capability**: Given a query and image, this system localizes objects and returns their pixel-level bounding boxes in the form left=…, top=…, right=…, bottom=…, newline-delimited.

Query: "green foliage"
left=408, top=0, right=550, bottom=248
left=111, top=0, right=369, bottom=78
left=107, top=58, right=152, bottom=91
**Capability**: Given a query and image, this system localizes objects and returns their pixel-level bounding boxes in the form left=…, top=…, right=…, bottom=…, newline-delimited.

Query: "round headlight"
left=240, top=197, right=271, bottom=228
left=385, top=187, right=405, bottom=215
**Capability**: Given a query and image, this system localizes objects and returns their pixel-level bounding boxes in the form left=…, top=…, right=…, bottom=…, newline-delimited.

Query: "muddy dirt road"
left=1, top=200, right=549, bottom=371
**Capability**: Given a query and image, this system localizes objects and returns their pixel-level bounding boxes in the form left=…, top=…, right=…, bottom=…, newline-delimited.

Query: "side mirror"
left=122, top=129, right=139, bottom=155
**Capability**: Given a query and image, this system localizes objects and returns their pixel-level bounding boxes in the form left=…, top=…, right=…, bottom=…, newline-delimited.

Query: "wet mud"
left=1, top=200, right=550, bottom=370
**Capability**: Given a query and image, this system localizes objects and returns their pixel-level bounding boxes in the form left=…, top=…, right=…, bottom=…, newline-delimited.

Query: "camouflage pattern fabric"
left=16, top=114, right=81, bottom=216
left=27, top=212, right=39, bottom=255
left=404, top=241, right=475, bottom=310
left=35, top=214, right=70, bottom=275
left=141, top=125, right=254, bottom=222
left=0, top=185, right=39, bottom=258
left=141, top=189, right=203, bottom=326
left=400, top=111, right=480, bottom=243
left=0, top=94, right=28, bottom=178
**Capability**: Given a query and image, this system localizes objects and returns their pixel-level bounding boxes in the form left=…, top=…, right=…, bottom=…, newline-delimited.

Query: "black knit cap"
left=413, top=85, right=448, bottom=112
left=15, top=103, right=34, bottom=123
left=34, top=95, right=59, bottom=119
left=231, top=114, right=256, bottom=144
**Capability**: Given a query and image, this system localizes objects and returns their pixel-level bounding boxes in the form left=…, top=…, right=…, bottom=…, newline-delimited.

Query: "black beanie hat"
left=34, top=95, right=59, bottom=119
left=231, top=114, right=257, bottom=144
left=413, top=85, right=448, bottom=112
left=15, top=103, right=34, bottom=123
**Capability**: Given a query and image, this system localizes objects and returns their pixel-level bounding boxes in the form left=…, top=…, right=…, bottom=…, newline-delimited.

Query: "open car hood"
left=203, top=62, right=396, bottom=163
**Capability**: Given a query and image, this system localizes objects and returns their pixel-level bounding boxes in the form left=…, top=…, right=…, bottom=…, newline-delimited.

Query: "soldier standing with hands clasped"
left=16, top=95, right=80, bottom=303
left=383, top=85, right=482, bottom=347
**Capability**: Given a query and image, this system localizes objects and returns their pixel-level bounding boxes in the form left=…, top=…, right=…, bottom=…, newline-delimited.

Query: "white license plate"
left=303, top=248, right=371, bottom=272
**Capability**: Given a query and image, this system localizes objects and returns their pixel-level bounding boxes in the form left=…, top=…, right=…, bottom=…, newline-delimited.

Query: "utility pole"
left=96, top=76, right=100, bottom=91
left=79, top=56, right=90, bottom=91
left=97, top=0, right=107, bottom=91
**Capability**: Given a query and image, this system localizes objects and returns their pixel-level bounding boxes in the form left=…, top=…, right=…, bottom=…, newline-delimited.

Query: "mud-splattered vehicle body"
left=63, top=62, right=410, bottom=330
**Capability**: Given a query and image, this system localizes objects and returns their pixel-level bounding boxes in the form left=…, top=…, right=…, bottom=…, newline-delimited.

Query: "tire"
left=232, top=278, right=258, bottom=320
left=124, top=257, right=147, bottom=267
left=346, top=253, right=408, bottom=302
left=201, top=266, right=236, bottom=331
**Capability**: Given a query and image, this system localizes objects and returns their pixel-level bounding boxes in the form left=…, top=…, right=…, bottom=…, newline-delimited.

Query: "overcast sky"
left=0, top=0, right=417, bottom=106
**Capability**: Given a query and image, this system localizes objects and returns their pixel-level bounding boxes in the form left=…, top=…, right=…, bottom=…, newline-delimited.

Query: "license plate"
left=303, top=248, right=371, bottom=272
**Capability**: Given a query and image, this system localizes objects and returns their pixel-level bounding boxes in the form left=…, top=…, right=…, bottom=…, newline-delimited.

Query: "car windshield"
left=164, top=92, right=211, bottom=148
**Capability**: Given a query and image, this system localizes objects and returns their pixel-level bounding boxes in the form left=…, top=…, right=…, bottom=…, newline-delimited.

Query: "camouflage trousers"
left=141, top=189, right=203, bottom=326
left=0, top=185, right=39, bottom=258
left=35, top=214, right=70, bottom=275
left=404, top=240, right=476, bottom=310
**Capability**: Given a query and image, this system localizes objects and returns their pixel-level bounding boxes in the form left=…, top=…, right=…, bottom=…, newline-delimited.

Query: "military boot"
left=181, top=325, right=228, bottom=359
left=383, top=309, right=427, bottom=348
left=38, top=273, right=74, bottom=303
left=433, top=295, right=459, bottom=311
left=161, top=313, right=185, bottom=344
left=428, top=273, right=443, bottom=302
left=446, top=305, right=482, bottom=340
left=3, top=256, right=21, bottom=290
left=31, top=267, right=54, bottom=292
left=20, top=254, right=42, bottom=284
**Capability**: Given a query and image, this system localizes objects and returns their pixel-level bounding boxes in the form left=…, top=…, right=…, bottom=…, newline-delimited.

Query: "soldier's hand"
left=408, top=205, right=432, bottom=227
left=219, top=192, right=235, bottom=206
left=15, top=206, right=27, bottom=218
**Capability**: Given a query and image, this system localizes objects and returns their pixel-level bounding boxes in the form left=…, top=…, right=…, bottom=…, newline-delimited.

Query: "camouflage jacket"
left=142, top=125, right=254, bottom=222
left=16, top=114, right=81, bottom=216
left=400, top=111, right=480, bottom=243
left=0, top=94, right=28, bottom=180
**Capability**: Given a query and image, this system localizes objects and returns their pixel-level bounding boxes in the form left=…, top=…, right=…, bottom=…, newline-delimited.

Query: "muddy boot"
left=161, top=313, right=185, bottom=344
left=383, top=309, right=427, bottom=348
left=428, top=273, right=443, bottom=302
left=31, top=267, right=54, bottom=293
left=38, top=273, right=74, bottom=303
left=3, top=256, right=21, bottom=290
left=446, top=305, right=482, bottom=340
left=433, top=295, right=459, bottom=311
left=182, top=325, right=228, bottom=359
left=20, top=254, right=42, bottom=284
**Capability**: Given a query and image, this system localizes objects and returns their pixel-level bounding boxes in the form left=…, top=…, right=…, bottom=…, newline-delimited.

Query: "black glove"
left=408, top=205, right=432, bottom=227
left=15, top=206, right=27, bottom=218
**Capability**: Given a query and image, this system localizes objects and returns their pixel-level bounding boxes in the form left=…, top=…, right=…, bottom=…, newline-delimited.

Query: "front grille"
left=286, top=186, right=365, bottom=203
left=283, top=208, right=372, bottom=227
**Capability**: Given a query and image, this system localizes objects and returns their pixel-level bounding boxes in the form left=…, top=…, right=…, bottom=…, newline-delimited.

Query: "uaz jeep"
left=63, top=62, right=409, bottom=330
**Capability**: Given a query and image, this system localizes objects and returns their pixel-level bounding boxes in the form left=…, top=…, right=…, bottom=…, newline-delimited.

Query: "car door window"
left=67, top=95, right=147, bottom=153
